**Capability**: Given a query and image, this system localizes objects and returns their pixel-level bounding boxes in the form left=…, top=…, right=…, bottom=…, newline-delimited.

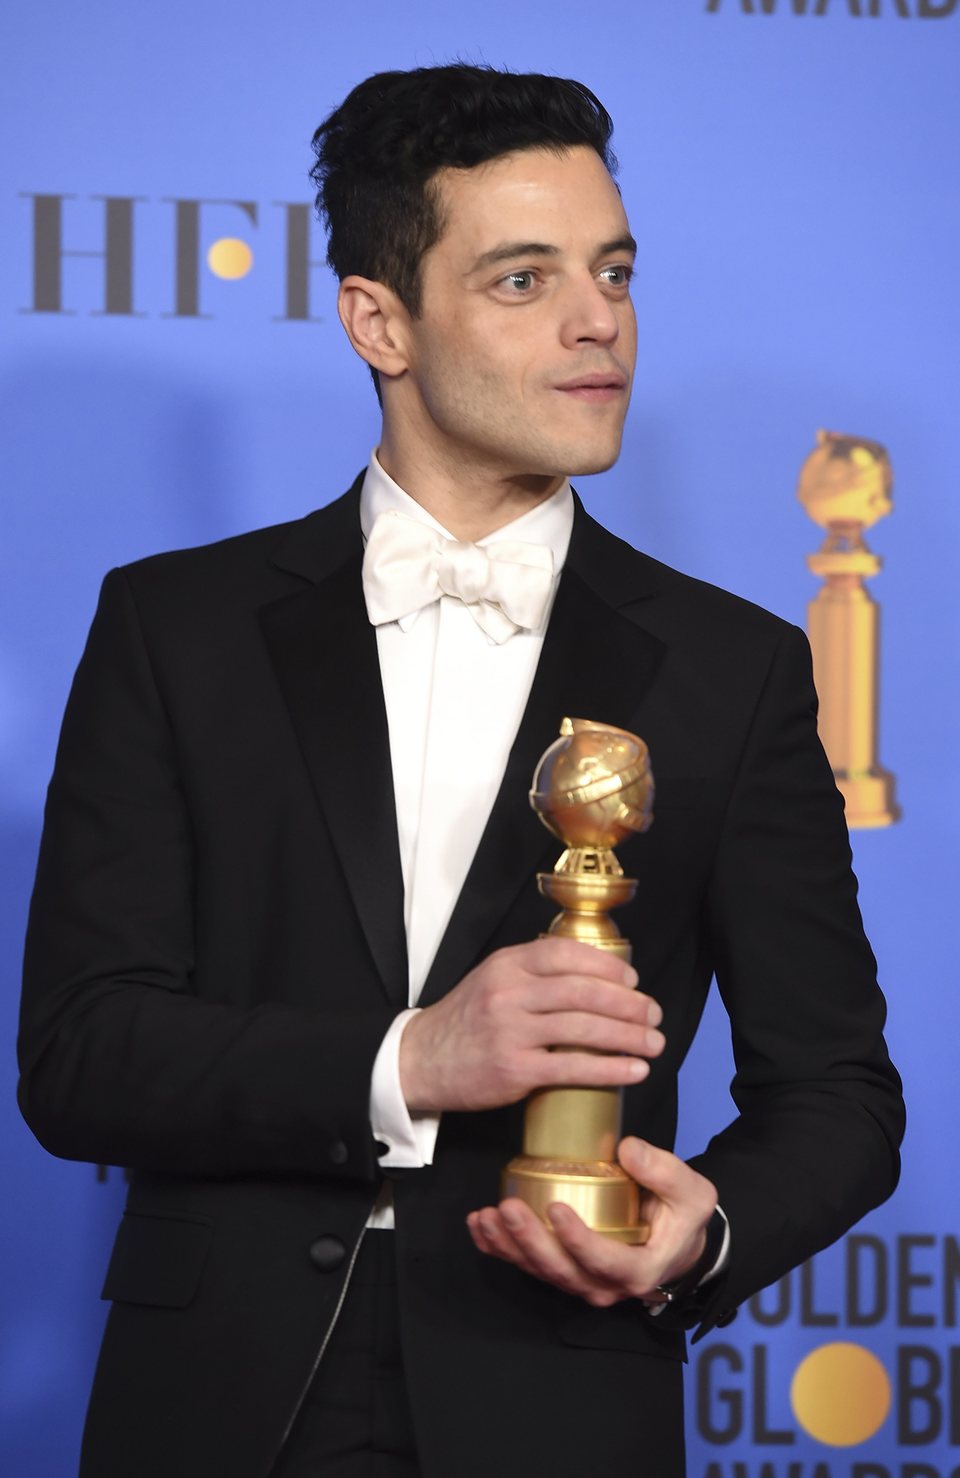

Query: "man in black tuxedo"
left=19, top=66, right=903, bottom=1478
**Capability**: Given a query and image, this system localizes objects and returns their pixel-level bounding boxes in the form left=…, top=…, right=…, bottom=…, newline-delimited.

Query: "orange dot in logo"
left=207, top=238, right=253, bottom=279
left=790, top=1341, right=891, bottom=1447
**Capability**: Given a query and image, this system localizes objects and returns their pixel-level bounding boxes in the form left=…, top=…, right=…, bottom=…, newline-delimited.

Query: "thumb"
left=617, top=1136, right=686, bottom=1200
left=619, top=1138, right=719, bottom=1228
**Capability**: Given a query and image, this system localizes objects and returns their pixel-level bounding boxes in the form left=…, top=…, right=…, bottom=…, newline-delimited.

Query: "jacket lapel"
left=257, top=485, right=668, bottom=1012
left=258, top=483, right=408, bottom=1008
left=418, top=501, right=667, bottom=1007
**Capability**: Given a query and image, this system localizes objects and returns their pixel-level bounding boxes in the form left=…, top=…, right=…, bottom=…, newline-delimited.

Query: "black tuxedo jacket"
left=20, top=480, right=903, bottom=1478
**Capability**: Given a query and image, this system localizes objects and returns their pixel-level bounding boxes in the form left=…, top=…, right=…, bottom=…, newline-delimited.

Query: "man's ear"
left=337, top=275, right=411, bottom=378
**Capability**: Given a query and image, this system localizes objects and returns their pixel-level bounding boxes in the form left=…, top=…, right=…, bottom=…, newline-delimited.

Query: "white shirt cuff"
left=369, top=1008, right=441, bottom=1167
left=702, top=1204, right=731, bottom=1285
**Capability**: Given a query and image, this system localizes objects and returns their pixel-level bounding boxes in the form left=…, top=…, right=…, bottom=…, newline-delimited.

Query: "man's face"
left=399, top=145, right=637, bottom=483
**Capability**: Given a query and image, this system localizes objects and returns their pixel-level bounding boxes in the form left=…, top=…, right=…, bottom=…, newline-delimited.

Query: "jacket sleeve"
left=18, top=567, right=393, bottom=1182
left=685, top=623, right=904, bottom=1330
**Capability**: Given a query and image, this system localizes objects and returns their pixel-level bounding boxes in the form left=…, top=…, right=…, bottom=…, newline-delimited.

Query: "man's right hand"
left=398, top=938, right=665, bottom=1113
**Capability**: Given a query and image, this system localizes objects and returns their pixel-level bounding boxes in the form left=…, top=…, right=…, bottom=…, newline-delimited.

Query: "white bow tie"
left=361, top=510, right=555, bottom=644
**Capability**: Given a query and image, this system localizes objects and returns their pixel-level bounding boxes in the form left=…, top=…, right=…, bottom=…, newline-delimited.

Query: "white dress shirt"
left=361, top=453, right=573, bottom=1227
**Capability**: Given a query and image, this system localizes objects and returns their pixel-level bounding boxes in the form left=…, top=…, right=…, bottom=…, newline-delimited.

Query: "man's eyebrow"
left=468, top=233, right=638, bottom=274
left=469, top=241, right=561, bottom=272
left=599, top=233, right=638, bottom=258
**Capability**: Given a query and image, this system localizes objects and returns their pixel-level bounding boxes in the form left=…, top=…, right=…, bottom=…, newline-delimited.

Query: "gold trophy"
left=501, top=718, right=654, bottom=1243
left=798, top=430, right=899, bottom=828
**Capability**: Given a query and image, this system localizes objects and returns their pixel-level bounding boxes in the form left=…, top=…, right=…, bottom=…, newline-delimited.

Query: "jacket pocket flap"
left=101, top=1211, right=213, bottom=1309
left=558, top=1303, right=687, bottom=1361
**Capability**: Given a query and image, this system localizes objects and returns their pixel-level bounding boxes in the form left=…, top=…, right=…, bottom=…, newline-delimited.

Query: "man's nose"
left=559, top=274, right=620, bottom=348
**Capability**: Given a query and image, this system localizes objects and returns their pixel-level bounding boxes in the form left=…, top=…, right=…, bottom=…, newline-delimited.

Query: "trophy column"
left=501, top=719, right=654, bottom=1245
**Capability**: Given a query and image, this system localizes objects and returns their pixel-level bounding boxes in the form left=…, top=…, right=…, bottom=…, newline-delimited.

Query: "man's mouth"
left=554, top=372, right=627, bottom=403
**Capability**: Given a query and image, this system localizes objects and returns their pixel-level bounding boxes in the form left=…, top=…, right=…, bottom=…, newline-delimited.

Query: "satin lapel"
left=418, top=557, right=666, bottom=1008
left=258, top=554, right=408, bottom=1008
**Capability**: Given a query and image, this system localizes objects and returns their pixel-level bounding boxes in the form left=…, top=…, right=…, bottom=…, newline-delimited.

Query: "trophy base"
left=501, top=1154, right=650, bottom=1244
left=835, top=768, right=900, bottom=829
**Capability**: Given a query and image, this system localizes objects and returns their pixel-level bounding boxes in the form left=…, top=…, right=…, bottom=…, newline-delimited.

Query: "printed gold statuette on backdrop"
left=502, top=718, right=654, bottom=1243
left=798, top=430, right=900, bottom=828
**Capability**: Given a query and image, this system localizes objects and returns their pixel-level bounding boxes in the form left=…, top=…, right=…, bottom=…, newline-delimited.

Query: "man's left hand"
left=467, top=1136, right=718, bottom=1307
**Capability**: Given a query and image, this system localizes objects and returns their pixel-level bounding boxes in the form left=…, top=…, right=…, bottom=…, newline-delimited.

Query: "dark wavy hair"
left=310, top=64, right=616, bottom=316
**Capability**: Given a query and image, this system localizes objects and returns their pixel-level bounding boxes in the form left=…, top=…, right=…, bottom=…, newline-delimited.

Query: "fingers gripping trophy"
left=502, top=718, right=655, bottom=1243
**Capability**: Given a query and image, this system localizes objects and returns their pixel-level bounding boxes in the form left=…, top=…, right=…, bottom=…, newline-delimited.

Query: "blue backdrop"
left=3, top=3, right=958, bottom=1473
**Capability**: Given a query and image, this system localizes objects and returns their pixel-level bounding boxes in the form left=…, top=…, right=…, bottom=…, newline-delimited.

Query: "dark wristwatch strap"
left=654, top=1207, right=726, bottom=1305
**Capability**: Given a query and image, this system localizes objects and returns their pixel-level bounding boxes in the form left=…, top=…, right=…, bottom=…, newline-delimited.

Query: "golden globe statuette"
left=798, top=430, right=899, bottom=828
left=501, top=718, right=654, bottom=1244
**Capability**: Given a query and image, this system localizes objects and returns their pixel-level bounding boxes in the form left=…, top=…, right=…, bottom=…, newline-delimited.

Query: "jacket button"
left=328, top=1141, right=348, bottom=1166
left=309, top=1235, right=346, bottom=1273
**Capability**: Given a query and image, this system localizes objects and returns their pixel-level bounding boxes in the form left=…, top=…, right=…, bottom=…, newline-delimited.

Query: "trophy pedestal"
left=502, top=1153, right=648, bottom=1244
left=830, top=769, right=899, bottom=829
left=504, top=1073, right=650, bottom=1242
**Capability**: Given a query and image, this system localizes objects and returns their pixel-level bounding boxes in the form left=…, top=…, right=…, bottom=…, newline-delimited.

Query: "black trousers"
left=272, top=1231, right=420, bottom=1477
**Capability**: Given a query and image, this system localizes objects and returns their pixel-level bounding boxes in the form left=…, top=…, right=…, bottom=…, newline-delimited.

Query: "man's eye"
left=501, top=271, right=537, bottom=293
left=599, top=265, right=633, bottom=288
